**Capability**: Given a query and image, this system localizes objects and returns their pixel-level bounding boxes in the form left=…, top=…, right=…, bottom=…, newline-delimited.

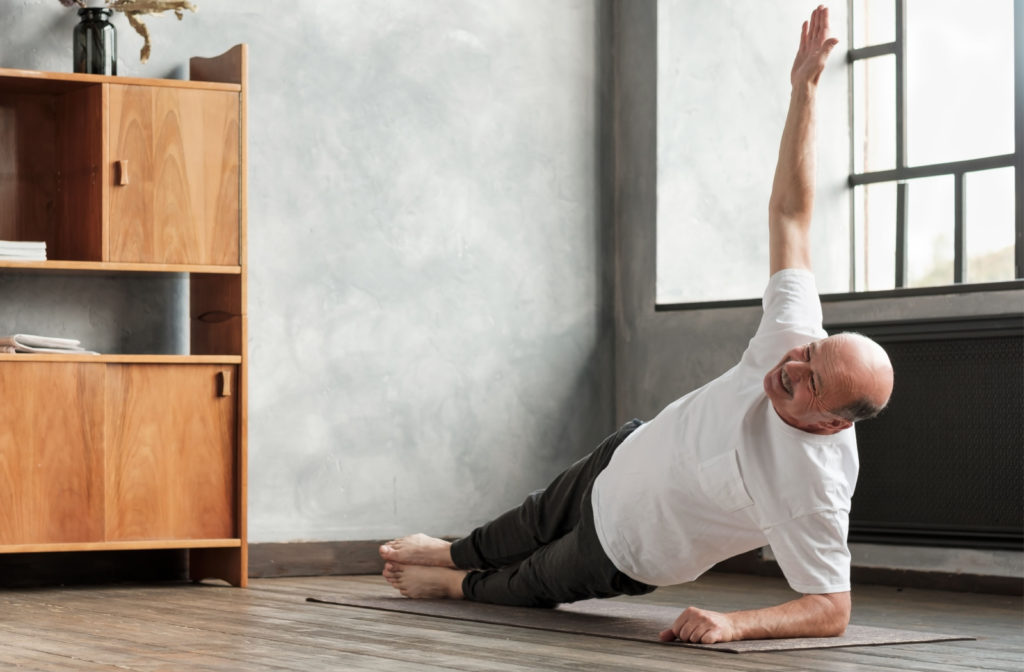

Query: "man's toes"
left=382, top=562, right=406, bottom=580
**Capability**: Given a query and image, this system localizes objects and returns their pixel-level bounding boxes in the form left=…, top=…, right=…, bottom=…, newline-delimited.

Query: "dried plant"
left=59, top=0, right=198, bottom=63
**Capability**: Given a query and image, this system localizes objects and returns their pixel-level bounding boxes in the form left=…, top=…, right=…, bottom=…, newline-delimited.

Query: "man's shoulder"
left=740, top=419, right=858, bottom=523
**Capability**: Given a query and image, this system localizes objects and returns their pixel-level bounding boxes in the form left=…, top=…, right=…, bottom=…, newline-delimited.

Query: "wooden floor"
left=0, top=572, right=1020, bottom=671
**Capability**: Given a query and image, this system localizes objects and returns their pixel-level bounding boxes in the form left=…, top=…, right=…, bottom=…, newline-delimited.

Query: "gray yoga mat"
left=306, top=594, right=973, bottom=653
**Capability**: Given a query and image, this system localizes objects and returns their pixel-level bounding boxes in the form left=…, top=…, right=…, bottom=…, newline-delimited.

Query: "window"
left=655, top=2, right=853, bottom=305
left=655, top=1, right=1022, bottom=307
left=849, top=0, right=1021, bottom=291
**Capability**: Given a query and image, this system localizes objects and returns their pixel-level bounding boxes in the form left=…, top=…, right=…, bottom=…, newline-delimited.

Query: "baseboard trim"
left=714, top=550, right=1023, bottom=596
left=249, top=540, right=388, bottom=578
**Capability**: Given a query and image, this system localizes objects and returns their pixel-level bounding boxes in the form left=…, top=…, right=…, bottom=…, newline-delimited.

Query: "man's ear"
left=811, top=416, right=853, bottom=434
left=826, top=417, right=853, bottom=432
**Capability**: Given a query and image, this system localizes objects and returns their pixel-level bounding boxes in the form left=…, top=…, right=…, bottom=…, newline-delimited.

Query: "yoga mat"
left=307, top=594, right=973, bottom=653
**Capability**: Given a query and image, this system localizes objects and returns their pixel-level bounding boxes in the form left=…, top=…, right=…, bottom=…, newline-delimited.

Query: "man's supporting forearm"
left=727, top=591, right=851, bottom=640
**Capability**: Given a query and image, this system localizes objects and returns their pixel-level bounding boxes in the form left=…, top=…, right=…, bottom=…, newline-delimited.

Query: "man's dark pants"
left=449, top=419, right=656, bottom=608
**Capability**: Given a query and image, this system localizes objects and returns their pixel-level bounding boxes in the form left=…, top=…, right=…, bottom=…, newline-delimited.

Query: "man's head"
left=762, top=332, right=894, bottom=435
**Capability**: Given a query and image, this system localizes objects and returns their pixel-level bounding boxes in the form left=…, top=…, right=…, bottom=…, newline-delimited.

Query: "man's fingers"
left=693, top=623, right=721, bottom=643
left=663, top=607, right=734, bottom=644
left=672, top=607, right=707, bottom=642
left=700, top=626, right=725, bottom=644
left=807, top=5, right=832, bottom=48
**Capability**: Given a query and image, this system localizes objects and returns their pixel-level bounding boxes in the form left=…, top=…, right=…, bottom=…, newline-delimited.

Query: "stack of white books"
left=0, top=334, right=99, bottom=355
left=0, top=240, right=46, bottom=261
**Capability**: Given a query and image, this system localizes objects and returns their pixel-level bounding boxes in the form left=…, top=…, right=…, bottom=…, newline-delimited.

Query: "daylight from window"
left=852, top=0, right=1016, bottom=291
left=656, top=0, right=1018, bottom=305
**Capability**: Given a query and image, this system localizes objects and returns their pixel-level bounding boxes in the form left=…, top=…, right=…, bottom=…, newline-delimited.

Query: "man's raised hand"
left=791, top=5, right=840, bottom=87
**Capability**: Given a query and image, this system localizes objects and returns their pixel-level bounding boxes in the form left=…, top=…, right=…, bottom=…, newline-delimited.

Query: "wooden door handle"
left=217, top=370, right=232, bottom=397
left=115, top=160, right=129, bottom=186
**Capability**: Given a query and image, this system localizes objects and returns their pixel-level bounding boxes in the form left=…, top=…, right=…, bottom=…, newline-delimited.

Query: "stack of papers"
left=0, top=334, right=99, bottom=355
left=0, top=240, right=46, bottom=261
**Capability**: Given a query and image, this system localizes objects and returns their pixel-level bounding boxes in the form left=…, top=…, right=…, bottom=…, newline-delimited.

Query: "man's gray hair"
left=833, top=397, right=886, bottom=423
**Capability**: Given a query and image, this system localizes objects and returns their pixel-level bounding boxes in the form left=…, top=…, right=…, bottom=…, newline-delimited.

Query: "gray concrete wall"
left=0, top=0, right=614, bottom=543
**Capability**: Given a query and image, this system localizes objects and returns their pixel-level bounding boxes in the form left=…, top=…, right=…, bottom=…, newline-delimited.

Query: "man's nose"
left=784, top=360, right=807, bottom=379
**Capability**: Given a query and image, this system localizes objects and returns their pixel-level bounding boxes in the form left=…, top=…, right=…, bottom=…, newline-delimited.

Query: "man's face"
left=762, top=336, right=856, bottom=434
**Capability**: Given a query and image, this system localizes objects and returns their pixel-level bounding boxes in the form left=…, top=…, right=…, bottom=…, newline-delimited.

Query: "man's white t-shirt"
left=590, top=269, right=857, bottom=594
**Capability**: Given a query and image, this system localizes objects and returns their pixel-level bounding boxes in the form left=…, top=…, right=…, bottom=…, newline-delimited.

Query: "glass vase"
left=73, top=8, right=117, bottom=75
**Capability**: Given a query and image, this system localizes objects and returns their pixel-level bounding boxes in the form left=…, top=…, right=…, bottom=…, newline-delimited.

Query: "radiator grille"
left=828, top=315, right=1023, bottom=550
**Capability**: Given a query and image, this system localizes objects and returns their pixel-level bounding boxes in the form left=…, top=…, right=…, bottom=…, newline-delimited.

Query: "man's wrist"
left=791, top=82, right=817, bottom=100
left=724, top=611, right=745, bottom=641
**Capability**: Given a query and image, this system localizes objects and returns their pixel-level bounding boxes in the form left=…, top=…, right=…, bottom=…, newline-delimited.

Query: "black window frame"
left=847, top=0, right=1023, bottom=289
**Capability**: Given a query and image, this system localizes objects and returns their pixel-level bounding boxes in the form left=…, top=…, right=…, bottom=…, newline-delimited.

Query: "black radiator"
left=826, top=314, right=1024, bottom=550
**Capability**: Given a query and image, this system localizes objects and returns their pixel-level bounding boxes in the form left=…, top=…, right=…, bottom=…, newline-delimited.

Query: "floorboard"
left=0, top=572, right=1018, bottom=671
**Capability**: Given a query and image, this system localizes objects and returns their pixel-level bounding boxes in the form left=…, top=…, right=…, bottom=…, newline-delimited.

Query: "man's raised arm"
left=659, top=8, right=848, bottom=646
left=768, top=4, right=839, bottom=275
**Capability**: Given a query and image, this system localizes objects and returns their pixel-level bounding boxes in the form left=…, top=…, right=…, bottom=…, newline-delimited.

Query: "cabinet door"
left=0, top=363, right=105, bottom=545
left=104, top=364, right=237, bottom=541
left=108, top=85, right=239, bottom=265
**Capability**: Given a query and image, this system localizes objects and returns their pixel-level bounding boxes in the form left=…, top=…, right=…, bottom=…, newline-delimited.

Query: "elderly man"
left=379, top=5, right=893, bottom=644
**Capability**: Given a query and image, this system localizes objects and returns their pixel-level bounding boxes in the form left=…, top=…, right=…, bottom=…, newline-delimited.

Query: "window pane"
left=852, top=0, right=895, bottom=48
left=853, top=55, right=896, bottom=173
left=966, top=167, right=1016, bottom=283
left=854, top=182, right=897, bottom=291
left=906, top=175, right=955, bottom=288
left=905, top=0, right=1014, bottom=166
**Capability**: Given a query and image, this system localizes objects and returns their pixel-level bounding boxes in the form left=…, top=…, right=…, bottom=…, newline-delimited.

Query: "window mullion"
left=896, top=181, right=908, bottom=288
left=848, top=43, right=897, bottom=61
left=1015, top=0, right=1023, bottom=279
left=894, top=0, right=908, bottom=289
left=895, top=0, right=907, bottom=171
left=954, top=172, right=966, bottom=283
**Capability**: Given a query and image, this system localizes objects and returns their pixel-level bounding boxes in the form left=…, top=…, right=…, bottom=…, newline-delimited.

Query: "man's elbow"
left=768, top=191, right=813, bottom=222
left=826, top=606, right=850, bottom=637
left=817, top=592, right=851, bottom=637
left=768, top=207, right=812, bottom=234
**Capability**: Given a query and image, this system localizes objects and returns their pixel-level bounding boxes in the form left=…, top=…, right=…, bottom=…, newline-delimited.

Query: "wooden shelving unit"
left=0, top=260, right=241, bottom=273
left=0, top=354, right=241, bottom=363
left=0, top=46, right=249, bottom=586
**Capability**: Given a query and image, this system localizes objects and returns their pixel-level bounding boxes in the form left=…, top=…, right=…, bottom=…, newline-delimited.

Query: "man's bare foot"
left=379, top=533, right=456, bottom=568
left=382, top=561, right=466, bottom=599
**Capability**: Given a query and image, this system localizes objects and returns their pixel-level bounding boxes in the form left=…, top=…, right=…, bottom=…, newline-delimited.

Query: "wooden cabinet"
left=108, top=85, right=240, bottom=265
left=105, top=364, right=237, bottom=542
left=0, top=362, right=105, bottom=546
left=0, top=46, right=248, bottom=586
